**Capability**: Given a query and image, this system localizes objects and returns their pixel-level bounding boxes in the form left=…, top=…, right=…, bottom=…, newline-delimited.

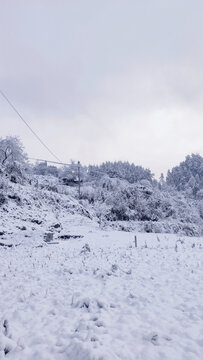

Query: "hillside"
left=0, top=175, right=97, bottom=245
left=0, top=172, right=203, bottom=240
left=0, top=137, right=202, bottom=237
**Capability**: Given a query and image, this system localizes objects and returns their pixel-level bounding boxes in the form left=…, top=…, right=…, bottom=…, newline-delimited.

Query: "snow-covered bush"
left=79, top=173, right=203, bottom=235
left=80, top=185, right=96, bottom=203
left=199, top=201, right=203, bottom=219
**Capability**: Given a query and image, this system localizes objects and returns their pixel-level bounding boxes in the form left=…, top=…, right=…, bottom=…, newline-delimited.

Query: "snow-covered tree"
left=0, top=136, right=27, bottom=167
left=87, top=161, right=154, bottom=184
left=0, top=136, right=28, bottom=182
left=159, top=173, right=165, bottom=189
left=166, top=154, right=203, bottom=197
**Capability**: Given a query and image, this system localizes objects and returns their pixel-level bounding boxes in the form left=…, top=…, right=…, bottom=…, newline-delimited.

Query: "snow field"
left=0, top=230, right=203, bottom=360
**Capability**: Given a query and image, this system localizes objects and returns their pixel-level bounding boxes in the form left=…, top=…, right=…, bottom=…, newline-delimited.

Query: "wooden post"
left=78, top=161, right=81, bottom=198
left=134, top=236, right=137, bottom=248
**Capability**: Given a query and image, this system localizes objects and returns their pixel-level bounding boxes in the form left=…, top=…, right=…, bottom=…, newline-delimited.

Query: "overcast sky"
left=0, top=0, right=203, bottom=178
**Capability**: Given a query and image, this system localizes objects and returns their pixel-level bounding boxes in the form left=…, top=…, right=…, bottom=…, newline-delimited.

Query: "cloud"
left=0, top=0, right=203, bottom=177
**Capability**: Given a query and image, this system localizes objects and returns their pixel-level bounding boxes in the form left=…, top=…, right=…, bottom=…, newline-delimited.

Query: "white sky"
left=0, top=0, right=203, bottom=178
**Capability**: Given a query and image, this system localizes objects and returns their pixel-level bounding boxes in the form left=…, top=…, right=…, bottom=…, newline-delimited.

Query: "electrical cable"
left=0, top=89, right=61, bottom=162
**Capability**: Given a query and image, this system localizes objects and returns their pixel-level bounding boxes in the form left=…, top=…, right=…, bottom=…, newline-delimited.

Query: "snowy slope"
left=0, top=228, right=203, bottom=360
left=0, top=177, right=96, bottom=244
left=1, top=174, right=202, bottom=238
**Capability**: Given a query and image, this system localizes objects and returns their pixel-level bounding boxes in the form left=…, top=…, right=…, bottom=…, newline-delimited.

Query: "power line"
left=28, top=158, right=73, bottom=166
left=0, top=89, right=61, bottom=162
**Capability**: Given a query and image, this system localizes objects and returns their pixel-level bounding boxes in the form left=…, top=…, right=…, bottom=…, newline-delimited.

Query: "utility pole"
left=78, top=161, right=81, bottom=198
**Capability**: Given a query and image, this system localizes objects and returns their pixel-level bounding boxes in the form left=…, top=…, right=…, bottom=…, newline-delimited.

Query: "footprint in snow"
left=0, top=319, right=18, bottom=356
left=144, top=332, right=159, bottom=346
left=144, top=332, right=172, bottom=346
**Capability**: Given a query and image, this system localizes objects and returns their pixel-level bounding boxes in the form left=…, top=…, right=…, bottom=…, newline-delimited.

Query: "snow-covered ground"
left=0, top=218, right=203, bottom=360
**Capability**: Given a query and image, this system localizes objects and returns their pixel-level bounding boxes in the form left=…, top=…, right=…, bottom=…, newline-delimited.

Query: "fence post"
left=134, top=236, right=137, bottom=248
left=78, top=161, right=81, bottom=198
